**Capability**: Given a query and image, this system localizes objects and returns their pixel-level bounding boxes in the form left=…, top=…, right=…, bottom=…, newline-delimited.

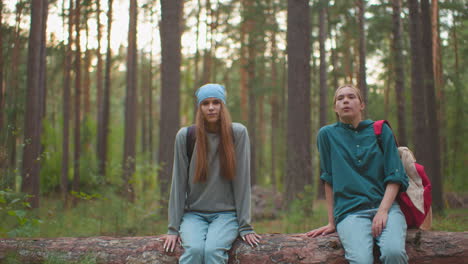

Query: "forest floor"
left=2, top=190, right=467, bottom=238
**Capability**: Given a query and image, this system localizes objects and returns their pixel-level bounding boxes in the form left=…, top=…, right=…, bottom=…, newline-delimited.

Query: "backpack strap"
left=374, top=120, right=398, bottom=152
left=186, top=125, right=196, bottom=164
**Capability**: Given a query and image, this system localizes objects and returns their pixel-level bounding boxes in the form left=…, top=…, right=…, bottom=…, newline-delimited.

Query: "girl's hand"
left=163, top=234, right=181, bottom=252
left=242, top=233, right=261, bottom=247
left=305, top=223, right=336, bottom=237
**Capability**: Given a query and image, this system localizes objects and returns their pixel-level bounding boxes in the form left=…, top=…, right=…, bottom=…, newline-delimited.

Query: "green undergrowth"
left=1, top=190, right=466, bottom=238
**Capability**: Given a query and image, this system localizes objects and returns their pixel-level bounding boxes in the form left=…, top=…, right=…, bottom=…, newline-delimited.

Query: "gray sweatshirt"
left=167, top=122, right=254, bottom=236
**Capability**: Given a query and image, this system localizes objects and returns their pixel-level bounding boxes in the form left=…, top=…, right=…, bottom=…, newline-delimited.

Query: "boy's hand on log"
left=305, top=223, right=336, bottom=237
left=163, top=234, right=180, bottom=252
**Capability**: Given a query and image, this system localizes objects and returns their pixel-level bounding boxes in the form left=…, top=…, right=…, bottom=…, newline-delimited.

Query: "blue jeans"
left=337, top=203, right=408, bottom=264
left=179, top=211, right=239, bottom=264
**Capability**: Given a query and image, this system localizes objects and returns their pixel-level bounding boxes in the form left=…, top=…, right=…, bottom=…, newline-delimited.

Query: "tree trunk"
left=158, top=0, right=183, bottom=208
left=95, top=0, right=105, bottom=176
left=97, top=0, right=113, bottom=178
left=147, top=13, right=155, bottom=162
left=286, top=0, right=313, bottom=206
left=72, top=0, right=82, bottom=207
left=317, top=0, right=328, bottom=200
left=431, top=0, right=446, bottom=188
left=420, top=0, right=443, bottom=212
left=391, top=0, right=408, bottom=146
left=139, top=53, right=146, bottom=155
left=1, top=231, right=466, bottom=264
left=407, top=0, right=428, bottom=171
left=96, top=0, right=103, bottom=147
left=0, top=1, right=4, bottom=136
left=247, top=13, right=258, bottom=186
left=122, top=0, right=138, bottom=202
left=269, top=7, right=279, bottom=191
left=83, top=20, right=91, bottom=116
left=240, top=0, right=251, bottom=123
left=357, top=0, right=367, bottom=116
left=3, top=2, right=24, bottom=189
left=22, top=0, right=48, bottom=209
left=61, top=0, right=73, bottom=203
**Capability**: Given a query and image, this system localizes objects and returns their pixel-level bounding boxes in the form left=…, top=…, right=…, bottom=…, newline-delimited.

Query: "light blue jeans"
left=337, top=203, right=408, bottom=264
left=179, top=211, right=239, bottom=264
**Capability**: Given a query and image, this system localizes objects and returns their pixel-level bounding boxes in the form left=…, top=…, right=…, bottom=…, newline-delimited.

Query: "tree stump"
left=0, top=230, right=466, bottom=263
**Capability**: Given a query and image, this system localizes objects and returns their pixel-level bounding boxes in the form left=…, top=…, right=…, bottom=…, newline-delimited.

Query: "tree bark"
left=240, top=0, right=251, bottom=122
left=407, top=0, right=428, bottom=172
left=317, top=0, right=328, bottom=200
left=61, top=0, right=73, bottom=204
left=72, top=0, right=82, bottom=207
left=357, top=0, right=367, bottom=116
left=122, top=0, right=138, bottom=202
left=22, top=0, right=48, bottom=209
left=286, top=0, right=313, bottom=206
left=97, top=0, right=113, bottom=178
left=158, top=0, right=183, bottom=208
left=0, top=231, right=466, bottom=264
left=0, top=1, right=4, bottom=135
left=3, top=2, right=24, bottom=189
left=391, top=0, right=408, bottom=146
left=420, top=0, right=443, bottom=212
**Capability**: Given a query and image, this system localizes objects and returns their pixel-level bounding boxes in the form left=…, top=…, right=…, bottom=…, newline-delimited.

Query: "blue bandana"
left=195, top=84, right=226, bottom=106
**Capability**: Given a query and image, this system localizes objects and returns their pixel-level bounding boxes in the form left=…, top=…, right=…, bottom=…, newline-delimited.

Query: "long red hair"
left=194, top=103, right=236, bottom=182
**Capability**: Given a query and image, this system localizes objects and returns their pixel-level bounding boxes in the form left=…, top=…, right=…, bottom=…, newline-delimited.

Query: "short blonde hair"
left=333, top=84, right=363, bottom=105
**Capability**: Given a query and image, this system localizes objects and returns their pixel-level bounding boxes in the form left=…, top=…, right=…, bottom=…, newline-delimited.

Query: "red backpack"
left=374, top=120, right=432, bottom=229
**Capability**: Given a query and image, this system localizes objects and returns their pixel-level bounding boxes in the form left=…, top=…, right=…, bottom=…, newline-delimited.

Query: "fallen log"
left=0, top=230, right=466, bottom=263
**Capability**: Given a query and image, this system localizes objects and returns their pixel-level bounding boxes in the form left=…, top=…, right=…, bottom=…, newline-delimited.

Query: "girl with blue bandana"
left=163, top=84, right=260, bottom=263
left=306, top=84, right=409, bottom=264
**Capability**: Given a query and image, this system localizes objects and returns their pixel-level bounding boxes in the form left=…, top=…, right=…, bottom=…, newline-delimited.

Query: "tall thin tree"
left=72, top=0, right=82, bottom=206
left=407, top=0, right=429, bottom=179
left=317, top=0, right=328, bottom=199
left=286, top=0, right=313, bottom=206
left=98, top=0, right=113, bottom=178
left=5, top=2, right=25, bottom=189
left=0, top=1, right=4, bottom=136
left=61, top=0, right=73, bottom=203
left=122, top=0, right=138, bottom=202
left=22, top=0, right=48, bottom=209
left=357, top=0, right=367, bottom=114
left=420, top=0, right=442, bottom=211
left=159, top=0, right=183, bottom=207
left=391, top=0, right=407, bottom=146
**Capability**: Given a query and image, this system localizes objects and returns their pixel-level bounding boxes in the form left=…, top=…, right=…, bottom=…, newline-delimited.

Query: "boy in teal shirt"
left=306, top=84, right=409, bottom=264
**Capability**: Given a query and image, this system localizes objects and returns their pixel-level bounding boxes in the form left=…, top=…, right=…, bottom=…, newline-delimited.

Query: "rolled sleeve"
left=317, top=127, right=333, bottom=185
left=381, top=124, right=409, bottom=192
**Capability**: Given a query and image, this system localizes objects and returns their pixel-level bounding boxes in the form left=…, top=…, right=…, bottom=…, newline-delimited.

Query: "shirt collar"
left=336, top=119, right=373, bottom=131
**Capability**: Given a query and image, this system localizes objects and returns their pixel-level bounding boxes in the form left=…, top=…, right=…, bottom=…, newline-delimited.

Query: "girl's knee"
left=348, top=252, right=374, bottom=264
left=184, top=244, right=204, bottom=256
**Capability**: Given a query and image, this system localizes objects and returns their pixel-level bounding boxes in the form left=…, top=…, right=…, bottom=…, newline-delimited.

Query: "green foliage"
left=283, top=185, right=315, bottom=233
left=0, top=189, right=42, bottom=237
left=38, top=187, right=164, bottom=237
left=431, top=208, right=468, bottom=232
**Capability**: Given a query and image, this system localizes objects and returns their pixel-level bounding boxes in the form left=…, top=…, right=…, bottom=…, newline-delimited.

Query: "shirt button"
left=358, top=160, right=361, bottom=163
left=355, top=131, right=358, bottom=133
left=357, top=145, right=360, bottom=147
left=396, top=169, right=399, bottom=172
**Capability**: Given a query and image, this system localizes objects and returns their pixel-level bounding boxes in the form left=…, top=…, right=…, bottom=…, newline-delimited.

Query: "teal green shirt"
left=317, top=120, right=408, bottom=225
